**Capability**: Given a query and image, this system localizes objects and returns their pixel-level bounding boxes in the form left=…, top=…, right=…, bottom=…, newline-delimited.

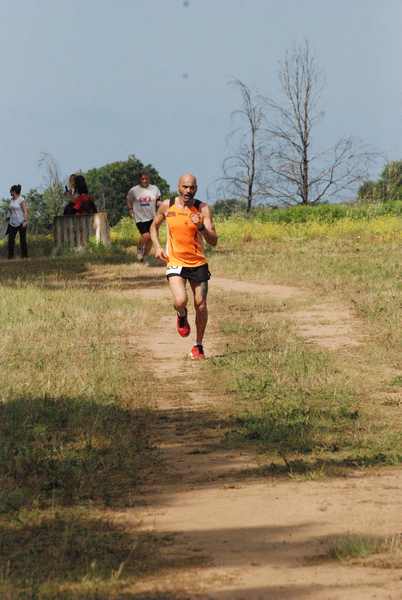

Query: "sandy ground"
left=125, top=268, right=402, bottom=599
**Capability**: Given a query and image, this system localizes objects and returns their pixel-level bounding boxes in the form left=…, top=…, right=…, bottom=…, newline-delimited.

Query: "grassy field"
left=0, top=253, right=164, bottom=599
left=212, top=209, right=402, bottom=356
left=1, top=202, right=402, bottom=594
left=204, top=204, right=402, bottom=474
left=206, top=289, right=402, bottom=476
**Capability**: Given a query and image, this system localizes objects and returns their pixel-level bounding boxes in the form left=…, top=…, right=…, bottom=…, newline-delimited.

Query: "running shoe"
left=190, top=344, right=205, bottom=360
left=176, top=309, right=190, bottom=337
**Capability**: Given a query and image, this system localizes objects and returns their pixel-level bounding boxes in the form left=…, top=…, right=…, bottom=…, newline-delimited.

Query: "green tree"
left=358, top=161, right=402, bottom=202
left=24, top=189, right=50, bottom=234
left=379, top=161, right=402, bottom=200
left=84, top=155, right=170, bottom=226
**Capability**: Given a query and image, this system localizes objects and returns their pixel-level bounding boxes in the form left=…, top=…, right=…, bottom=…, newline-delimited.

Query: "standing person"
left=126, top=171, right=161, bottom=261
left=150, top=173, right=218, bottom=360
left=8, top=185, right=28, bottom=259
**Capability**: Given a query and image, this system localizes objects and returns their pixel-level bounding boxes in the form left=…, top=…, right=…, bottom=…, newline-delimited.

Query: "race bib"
left=166, top=265, right=182, bottom=276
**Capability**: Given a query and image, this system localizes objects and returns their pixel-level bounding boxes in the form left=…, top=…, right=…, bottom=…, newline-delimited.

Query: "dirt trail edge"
left=128, top=273, right=402, bottom=600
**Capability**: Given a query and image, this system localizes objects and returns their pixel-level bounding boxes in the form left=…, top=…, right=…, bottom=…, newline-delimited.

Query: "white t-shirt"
left=9, top=196, right=26, bottom=227
left=127, top=184, right=161, bottom=223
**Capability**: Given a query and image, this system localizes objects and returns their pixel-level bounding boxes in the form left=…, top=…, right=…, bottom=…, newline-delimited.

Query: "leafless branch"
left=218, top=80, right=270, bottom=210
left=261, top=40, right=377, bottom=205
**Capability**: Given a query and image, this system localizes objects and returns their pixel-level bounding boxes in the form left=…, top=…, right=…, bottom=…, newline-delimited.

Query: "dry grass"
left=0, top=253, right=166, bottom=598
left=203, top=217, right=402, bottom=474
left=328, top=533, right=402, bottom=567
left=2, top=211, right=402, bottom=594
left=209, top=229, right=402, bottom=358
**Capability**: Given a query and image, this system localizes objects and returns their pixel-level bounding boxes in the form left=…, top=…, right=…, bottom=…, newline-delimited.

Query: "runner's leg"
left=137, top=232, right=145, bottom=260
left=142, top=232, right=152, bottom=257
left=169, top=276, right=190, bottom=336
left=168, top=275, right=188, bottom=314
left=190, top=280, right=208, bottom=345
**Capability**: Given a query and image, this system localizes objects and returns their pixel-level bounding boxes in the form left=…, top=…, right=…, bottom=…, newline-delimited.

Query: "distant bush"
left=215, top=200, right=402, bottom=225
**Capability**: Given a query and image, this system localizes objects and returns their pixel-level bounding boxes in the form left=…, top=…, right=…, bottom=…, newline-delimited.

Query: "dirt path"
left=128, top=271, right=402, bottom=599
left=213, top=277, right=361, bottom=350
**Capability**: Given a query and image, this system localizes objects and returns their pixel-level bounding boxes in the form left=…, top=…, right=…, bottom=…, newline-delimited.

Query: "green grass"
left=328, top=533, right=402, bottom=565
left=328, top=534, right=386, bottom=561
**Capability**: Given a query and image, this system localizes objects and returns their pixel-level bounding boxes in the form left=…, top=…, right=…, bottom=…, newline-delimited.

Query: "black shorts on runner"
left=136, top=219, right=153, bottom=234
left=167, top=263, right=211, bottom=283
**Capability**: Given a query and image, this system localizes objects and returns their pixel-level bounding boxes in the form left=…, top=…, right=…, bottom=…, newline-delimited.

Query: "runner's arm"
left=155, top=187, right=162, bottom=210
left=199, top=204, right=218, bottom=247
left=150, top=200, right=169, bottom=261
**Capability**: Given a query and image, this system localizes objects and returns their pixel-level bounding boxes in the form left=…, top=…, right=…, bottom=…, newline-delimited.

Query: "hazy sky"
left=1, top=0, right=401, bottom=199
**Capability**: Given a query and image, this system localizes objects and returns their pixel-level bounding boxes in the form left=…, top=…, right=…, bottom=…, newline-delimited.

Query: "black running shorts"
left=136, top=219, right=153, bottom=234
left=167, top=263, right=211, bottom=283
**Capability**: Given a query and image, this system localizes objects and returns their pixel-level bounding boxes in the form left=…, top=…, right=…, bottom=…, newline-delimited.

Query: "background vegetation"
left=0, top=155, right=170, bottom=233
left=357, top=160, right=402, bottom=202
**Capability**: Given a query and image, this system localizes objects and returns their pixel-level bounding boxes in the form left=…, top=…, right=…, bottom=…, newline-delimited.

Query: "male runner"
left=150, top=173, right=218, bottom=360
left=127, top=171, right=161, bottom=261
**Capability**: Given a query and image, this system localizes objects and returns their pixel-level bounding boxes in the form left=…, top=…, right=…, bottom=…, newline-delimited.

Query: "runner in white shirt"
left=126, top=172, right=161, bottom=261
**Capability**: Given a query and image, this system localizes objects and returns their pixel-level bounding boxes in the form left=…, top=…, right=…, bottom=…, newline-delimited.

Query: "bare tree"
left=219, top=80, right=267, bottom=211
left=264, top=41, right=375, bottom=205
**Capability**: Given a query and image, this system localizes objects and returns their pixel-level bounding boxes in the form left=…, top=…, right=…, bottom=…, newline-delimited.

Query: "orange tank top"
left=165, top=198, right=206, bottom=267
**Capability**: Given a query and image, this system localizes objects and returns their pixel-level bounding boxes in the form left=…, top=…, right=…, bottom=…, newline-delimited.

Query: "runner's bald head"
left=178, top=173, right=197, bottom=188
left=178, top=173, right=198, bottom=201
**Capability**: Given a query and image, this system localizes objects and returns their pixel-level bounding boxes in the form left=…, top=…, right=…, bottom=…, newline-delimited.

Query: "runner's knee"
left=194, top=297, right=207, bottom=312
left=174, top=296, right=187, bottom=311
left=142, top=232, right=151, bottom=242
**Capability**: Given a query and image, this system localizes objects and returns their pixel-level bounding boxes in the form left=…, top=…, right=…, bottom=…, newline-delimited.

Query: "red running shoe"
left=190, top=344, right=205, bottom=360
left=176, top=309, right=190, bottom=337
